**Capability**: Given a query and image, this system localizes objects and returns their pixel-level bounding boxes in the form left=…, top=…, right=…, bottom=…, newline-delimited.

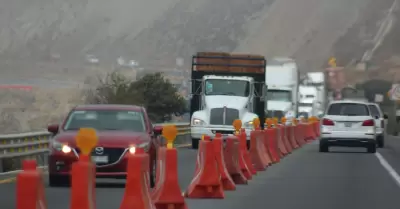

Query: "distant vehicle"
left=265, top=57, right=299, bottom=119
left=368, top=103, right=388, bottom=148
left=299, top=85, right=317, bottom=117
left=47, top=104, right=162, bottom=187
left=85, top=54, right=99, bottom=64
left=190, top=52, right=266, bottom=149
left=320, top=100, right=377, bottom=153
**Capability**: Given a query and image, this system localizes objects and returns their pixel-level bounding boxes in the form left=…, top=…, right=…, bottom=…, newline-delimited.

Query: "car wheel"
left=192, top=138, right=199, bottom=149
left=150, top=158, right=156, bottom=188
left=367, top=144, right=376, bottom=153
left=49, top=174, right=69, bottom=187
left=319, top=143, right=329, bottom=152
left=377, top=135, right=384, bottom=148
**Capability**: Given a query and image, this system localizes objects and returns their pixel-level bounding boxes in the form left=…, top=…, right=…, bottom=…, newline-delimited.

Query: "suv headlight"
left=52, top=141, right=72, bottom=154
left=192, top=118, right=206, bottom=126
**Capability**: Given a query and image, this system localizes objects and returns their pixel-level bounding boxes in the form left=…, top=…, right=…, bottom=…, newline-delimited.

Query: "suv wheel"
left=367, top=144, right=376, bottom=153
left=319, top=143, right=329, bottom=152
left=377, top=135, right=384, bottom=148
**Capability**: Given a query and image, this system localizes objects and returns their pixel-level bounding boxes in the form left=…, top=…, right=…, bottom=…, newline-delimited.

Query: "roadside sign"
left=328, top=57, right=337, bottom=67
left=388, top=84, right=400, bottom=100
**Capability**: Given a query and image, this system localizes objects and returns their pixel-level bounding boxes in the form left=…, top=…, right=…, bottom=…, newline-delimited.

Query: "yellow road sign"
left=328, top=57, right=337, bottom=67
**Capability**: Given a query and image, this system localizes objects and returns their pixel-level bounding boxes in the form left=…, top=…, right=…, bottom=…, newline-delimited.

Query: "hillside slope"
left=0, top=0, right=392, bottom=133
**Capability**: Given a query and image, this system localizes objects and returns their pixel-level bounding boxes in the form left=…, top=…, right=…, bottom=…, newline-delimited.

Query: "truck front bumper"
left=191, top=126, right=251, bottom=140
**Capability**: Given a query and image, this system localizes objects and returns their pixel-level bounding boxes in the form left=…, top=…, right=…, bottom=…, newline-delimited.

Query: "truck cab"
left=190, top=52, right=266, bottom=149
left=265, top=57, right=299, bottom=119
left=298, top=85, right=318, bottom=118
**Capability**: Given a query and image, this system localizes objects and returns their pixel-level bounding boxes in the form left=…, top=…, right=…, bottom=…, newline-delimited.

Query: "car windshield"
left=267, top=90, right=291, bottom=102
left=327, top=103, right=369, bottom=116
left=368, top=105, right=381, bottom=117
left=63, top=110, right=146, bottom=132
left=205, top=79, right=250, bottom=97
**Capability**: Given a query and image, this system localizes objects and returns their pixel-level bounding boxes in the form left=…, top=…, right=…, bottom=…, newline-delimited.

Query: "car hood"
left=54, top=131, right=150, bottom=147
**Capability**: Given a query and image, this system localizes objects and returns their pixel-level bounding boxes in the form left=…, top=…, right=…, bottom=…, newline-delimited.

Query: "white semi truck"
left=298, top=85, right=318, bottom=118
left=265, top=57, right=299, bottom=119
left=189, top=52, right=267, bottom=149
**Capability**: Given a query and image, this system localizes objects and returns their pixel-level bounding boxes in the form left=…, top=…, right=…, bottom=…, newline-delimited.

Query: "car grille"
left=75, top=147, right=126, bottom=166
left=209, top=108, right=239, bottom=125
left=267, top=110, right=284, bottom=119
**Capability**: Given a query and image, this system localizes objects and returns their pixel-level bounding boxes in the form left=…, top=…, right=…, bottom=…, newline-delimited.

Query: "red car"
left=47, top=104, right=163, bottom=187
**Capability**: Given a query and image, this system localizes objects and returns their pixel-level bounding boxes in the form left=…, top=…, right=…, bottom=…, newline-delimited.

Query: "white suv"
left=320, top=100, right=377, bottom=153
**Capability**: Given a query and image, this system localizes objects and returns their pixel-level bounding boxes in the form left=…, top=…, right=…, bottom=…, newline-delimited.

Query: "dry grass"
left=0, top=87, right=86, bottom=134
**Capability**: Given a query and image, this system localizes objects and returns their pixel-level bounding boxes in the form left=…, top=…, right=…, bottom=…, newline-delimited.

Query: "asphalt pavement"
left=2, top=137, right=400, bottom=209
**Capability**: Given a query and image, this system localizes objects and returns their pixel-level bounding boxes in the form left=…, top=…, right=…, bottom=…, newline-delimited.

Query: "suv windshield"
left=63, top=110, right=146, bottom=132
left=267, top=90, right=291, bottom=102
left=368, top=105, right=381, bottom=117
left=327, top=103, right=369, bottom=116
left=205, top=79, right=250, bottom=97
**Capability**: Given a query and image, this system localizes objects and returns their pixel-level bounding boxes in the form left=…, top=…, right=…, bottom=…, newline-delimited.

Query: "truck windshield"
left=204, top=79, right=250, bottom=97
left=63, top=110, right=146, bottom=132
left=267, top=90, right=291, bottom=102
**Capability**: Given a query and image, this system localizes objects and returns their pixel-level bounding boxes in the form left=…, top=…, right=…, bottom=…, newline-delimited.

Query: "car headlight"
left=52, top=141, right=72, bottom=154
left=129, top=142, right=150, bottom=154
left=128, top=146, right=136, bottom=154
left=192, top=118, right=206, bottom=126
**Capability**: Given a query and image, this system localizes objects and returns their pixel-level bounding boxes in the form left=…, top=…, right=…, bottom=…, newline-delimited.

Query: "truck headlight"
left=192, top=118, right=206, bottom=126
left=243, top=121, right=253, bottom=129
left=52, top=141, right=72, bottom=154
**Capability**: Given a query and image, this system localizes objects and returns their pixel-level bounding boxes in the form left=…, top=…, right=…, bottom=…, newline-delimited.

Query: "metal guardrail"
left=0, top=122, right=190, bottom=173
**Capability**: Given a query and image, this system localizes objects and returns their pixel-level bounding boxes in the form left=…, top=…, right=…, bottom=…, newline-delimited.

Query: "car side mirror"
left=383, top=114, right=388, bottom=119
left=375, top=115, right=379, bottom=119
left=47, top=124, right=59, bottom=134
left=153, top=126, right=163, bottom=135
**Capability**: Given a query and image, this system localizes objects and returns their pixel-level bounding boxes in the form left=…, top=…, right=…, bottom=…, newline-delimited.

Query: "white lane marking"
left=375, top=152, right=400, bottom=187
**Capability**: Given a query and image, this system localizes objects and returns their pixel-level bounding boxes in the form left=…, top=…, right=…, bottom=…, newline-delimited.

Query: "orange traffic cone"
left=16, top=160, right=47, bottom=209
left=238, top=129, right=255, bottom=178
left=213, top=133, right=236, bottom=190
left=265, top=128, right=280, bottom=163
left=185, top=139, right=224, bottom=198
left=70, top=155, right=96, bottom=209
left=249, top=129, right=267, bottom=171
left=224, top=136, right=248, bottom=184
left=152, top=147, right=187, bottom=209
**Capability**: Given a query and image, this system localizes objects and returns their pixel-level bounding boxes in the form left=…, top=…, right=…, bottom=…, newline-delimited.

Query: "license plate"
left=91, top=156, right=109, bottom=163
left=344, top=122, right=352, bottom=127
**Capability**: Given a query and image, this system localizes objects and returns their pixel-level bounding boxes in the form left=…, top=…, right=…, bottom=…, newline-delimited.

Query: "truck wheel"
left=191, top=138, right=199, bottom=149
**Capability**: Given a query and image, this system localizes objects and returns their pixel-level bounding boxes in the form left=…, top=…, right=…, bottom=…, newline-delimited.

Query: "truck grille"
left=75, top=147, right=126, bottom=166
left=209, top=108, right=239, bottom=125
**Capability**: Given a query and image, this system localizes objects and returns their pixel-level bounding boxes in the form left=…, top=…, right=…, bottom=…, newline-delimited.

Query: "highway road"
left=2, top=136, right=400, bottom=209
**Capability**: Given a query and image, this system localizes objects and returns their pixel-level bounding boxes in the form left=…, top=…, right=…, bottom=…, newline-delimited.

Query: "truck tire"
left=191, top=138, right=199, bottom=149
